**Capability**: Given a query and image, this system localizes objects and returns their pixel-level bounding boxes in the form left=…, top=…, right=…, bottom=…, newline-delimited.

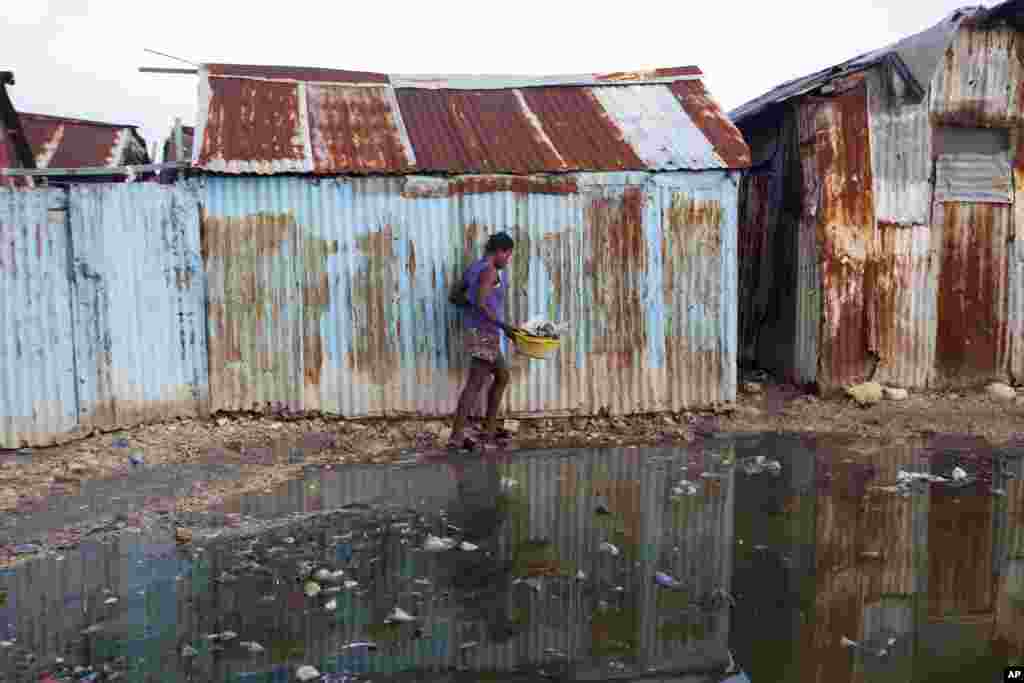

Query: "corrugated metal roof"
left=0, top=72, right=35, bottom=186
left=194, top=63, right=749, bottom=174
left=18, top=113, right=150, bottom=169
left=730, top=8, right=975, bottom=124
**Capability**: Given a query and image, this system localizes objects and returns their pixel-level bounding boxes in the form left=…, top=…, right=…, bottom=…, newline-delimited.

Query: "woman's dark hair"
left=485, top=232, right=515, bottom=254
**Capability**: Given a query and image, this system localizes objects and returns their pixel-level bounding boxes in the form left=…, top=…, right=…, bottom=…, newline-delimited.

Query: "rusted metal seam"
left=382, top=87, right=417, bottom=168
left=207, top=73, right=703, bottom=89
left=296, top=82, right=314, bottom=172
left=513, top=90, right=567, bottom=170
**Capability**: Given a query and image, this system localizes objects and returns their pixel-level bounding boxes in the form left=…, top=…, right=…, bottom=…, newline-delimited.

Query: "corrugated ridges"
left=195, top=63, right=750, bottom=175
left=19, top=113, right=146, bottom=169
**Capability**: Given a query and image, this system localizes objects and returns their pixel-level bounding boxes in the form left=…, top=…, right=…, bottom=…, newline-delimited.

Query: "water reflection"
left=0, top=434, right=1020, bottom=681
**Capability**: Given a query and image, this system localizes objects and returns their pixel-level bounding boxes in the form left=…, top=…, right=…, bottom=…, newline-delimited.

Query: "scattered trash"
left=672, top=480, right=699, bottom=496
left=459, top=541, right=479, bottom=551
left=128, top=452, right=145, bottom=466
left=0, top=641, right=12, bottom=648
left=459, top=641, right=480, bottom=651
left=739, top=455, right=782, bottom=476
left=220, top=630, right=238, bottom=641
left=952, top=466, right=968, bottom=481
left=325, top=598, right=337, bottom=611
left=284, top=537, right=296, bottom=545
left=241, top=641, right=265, bottom=654
left=104, top=597, right=118, bottom=605
left=599, top=542, right=620, bottom=556
left=343, top=580, right=359, bottom=590
left=423, top=535, right=456, bottom=552
left=576, top=570, right=587, bottom=580
left=841, top=637, right=860, bottom=649
left=883, top=386, right=909, bottom=401
left=296, top=665, right=321, bottom=681
left=313, top=568, right=333, bottom=582
left=342, top=641, right=377, bottom=651
left=846, top=382, right=883, bottom=406
left=595, top=500, right=611, bottom=515
left=387, top=607, right=416, bottom=623
left=513, top=577, right=543, bottom=592
left=655, top=572, right=680, bottom=589
left=500, top=477, right=519, bottom=491
left=304, top=581, right=321, bottom=597
left=181, top=645, right=198, bottom=658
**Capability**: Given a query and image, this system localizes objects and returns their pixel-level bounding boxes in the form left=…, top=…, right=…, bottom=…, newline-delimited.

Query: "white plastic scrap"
left=459, top=541, right=479, bottom=551
left=241, top=641, right=265, bottom=654
left=952, top=466, right=968, bottom=481
left=600, top=542, right=620, bottom=556
left=840, top=636, right=860, bottom=649
left=296, top=665, right=320, bottom=681
left=672, top=480, right=699, bottom=497
left=387, top=607, right=416, bottom=623
left=500, top=477, right=519, bottom=491
left=423, top=535, right=457, bottom=552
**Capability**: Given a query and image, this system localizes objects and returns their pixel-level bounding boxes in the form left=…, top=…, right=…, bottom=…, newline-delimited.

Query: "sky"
left=2, top=0, right=993, bottom=162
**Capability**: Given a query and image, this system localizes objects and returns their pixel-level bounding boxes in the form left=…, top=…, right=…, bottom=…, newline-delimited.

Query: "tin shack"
left=0, top=72, right=35, bottom=187
left=189, top=63, right=751, bottom=417
left=731, top=1, right=1024, bottom=392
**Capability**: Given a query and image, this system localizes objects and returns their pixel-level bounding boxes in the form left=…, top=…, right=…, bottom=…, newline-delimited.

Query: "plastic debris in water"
left=423, top=535, right=456, bottom=552
left=241, top=641, right=265, bottom=654
left=840, top=636, right=860, bottom=649
left=387, top=607, right=416, bottom=623
left=325, top=598, right=337, bottom=611
left=220, top=630, right=238, bottom=641
left=600, top=542, right=620, bottom=556
left=104, top=597, right=118, bottom=605
left=500, top=478, right=519, bottom=491
left=513, top=577, right=543, bottom=592
left=952, top=466, right=968, bottom=481
left=284, top=537, right=296, bottom=545
left=672, top=480, right=699, bottom=497
left=576, top=570, right=587, bottom=580
left=655, top=572, right=679, bottom=588
left=181, top=645, right=198, bottom=658
left=342, top=641, right=377, bottom=651
left=314, top=569, right=333, bottom=582
left=304, top=581, right=321, bottom=597
left=459, top=541, right=479, bottom=551
left=296, top=665, right=320, bottom=682
left=343, top=580, right=359, bottom=590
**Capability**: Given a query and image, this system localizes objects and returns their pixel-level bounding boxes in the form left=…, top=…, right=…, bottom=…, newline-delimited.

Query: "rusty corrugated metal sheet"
left=199, top=171, right=738, bottom=417
left=69, top=184, right=209, bottom=428
left=934, top=152, right=1013, bottom=204
left=930, top=23, right=1024, bottom=128
left=871, top=222, right=938, bottom=389
left=866, top=70, right=931, bottom=226
left=194, top=63, right=750, bottom=175
left=934, top=201, right=1013, bottom=385
left=19, top=113, right=148, bottom=169
left=0, top=188, right=78, bottom=447
left=161, top=125, right=193, bottom=163
left=796, top=79, right=877, bottom=390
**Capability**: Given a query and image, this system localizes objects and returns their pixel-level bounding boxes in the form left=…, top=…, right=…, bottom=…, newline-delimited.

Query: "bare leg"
left=482, top=366, right=510, bottom=434
left=452, top=361, right=493, bottom=443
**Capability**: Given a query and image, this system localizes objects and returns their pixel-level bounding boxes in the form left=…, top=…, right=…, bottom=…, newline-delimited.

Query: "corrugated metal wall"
left=69, top=184, right=209, bottom=428
left=0, top=188, right=79, bottom=447
left=199, top=172, right=739, bottom=418
left=0, top=184, right=208, bottom=447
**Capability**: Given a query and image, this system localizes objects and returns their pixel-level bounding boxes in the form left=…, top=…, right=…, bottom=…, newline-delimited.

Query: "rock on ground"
left=883, top=387, right=909, bottom=401
left=986, top=382, right=1016, bottom=402
left=847, top=382, right=883, bottom=406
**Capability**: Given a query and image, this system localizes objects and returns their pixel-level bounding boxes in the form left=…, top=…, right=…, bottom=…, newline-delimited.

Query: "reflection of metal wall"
left=0, top=447, right=735, bottom=680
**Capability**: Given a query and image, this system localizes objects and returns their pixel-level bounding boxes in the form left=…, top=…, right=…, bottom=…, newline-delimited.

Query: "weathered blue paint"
left=0, top=188, right=78, bottom=448
left=69, top=184, right=208, bottom=428
left=199, top=172, right=739, bottom=417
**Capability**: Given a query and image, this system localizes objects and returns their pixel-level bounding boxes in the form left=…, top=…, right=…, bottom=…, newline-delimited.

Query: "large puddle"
left=0, top=434, right=1021, bottom=682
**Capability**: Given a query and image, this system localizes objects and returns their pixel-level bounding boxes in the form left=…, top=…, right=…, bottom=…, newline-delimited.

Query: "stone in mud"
left=846, top=382, right=883, bottom=406
left=883, top=387, right=909, bottom=401
left=986, top=382, right=1016, bottom=402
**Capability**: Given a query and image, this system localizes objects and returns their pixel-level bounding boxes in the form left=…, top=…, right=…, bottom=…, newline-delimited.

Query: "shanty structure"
left=159, top=122, right=193, bottom=182
left=732, top=1, right=1024, bottom=392
left=0, top=72, right=35, bottom=187
left=188, top=62, right=751, bottom=418
left=16, top=112, right=150, bottom=183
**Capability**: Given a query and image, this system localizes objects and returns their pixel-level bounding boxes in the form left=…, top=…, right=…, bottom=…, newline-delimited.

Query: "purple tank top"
left=463, top=258, right=505, bottom=333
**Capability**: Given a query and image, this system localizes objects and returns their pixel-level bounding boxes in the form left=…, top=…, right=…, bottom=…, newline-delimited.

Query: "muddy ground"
left=0, top=379, right=1021, bottom=566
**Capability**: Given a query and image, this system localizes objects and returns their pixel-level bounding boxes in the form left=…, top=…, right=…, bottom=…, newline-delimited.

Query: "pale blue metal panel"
left=200, top=171, right=739, bottom=418
left=69, top=183, right=208, bottom=429
left=0, top=188, right=78, bottom=447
